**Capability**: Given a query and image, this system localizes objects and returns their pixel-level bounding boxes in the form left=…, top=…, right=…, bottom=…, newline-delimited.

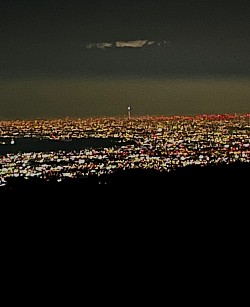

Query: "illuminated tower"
left=127, top=106, right=131, bottom=119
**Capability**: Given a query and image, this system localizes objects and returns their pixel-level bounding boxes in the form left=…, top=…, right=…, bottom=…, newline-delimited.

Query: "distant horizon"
left=1, top=77, right=249, bottom=120
left=1, top=112, right=249, bottom=122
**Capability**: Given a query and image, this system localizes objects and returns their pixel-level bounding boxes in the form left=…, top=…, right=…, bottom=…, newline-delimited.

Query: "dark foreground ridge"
left=1, top=162, right=249, bottom=196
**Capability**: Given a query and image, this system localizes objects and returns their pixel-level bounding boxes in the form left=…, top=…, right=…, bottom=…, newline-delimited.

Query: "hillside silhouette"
left=1, top=162, right=249, bottom=197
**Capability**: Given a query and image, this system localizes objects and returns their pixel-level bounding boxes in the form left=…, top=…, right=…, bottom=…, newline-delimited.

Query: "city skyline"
left=1, top=114, right=249, bottom=183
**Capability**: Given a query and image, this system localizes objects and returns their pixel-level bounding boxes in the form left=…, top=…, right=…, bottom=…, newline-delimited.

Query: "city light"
left=0, top=114, right=249, bottom=185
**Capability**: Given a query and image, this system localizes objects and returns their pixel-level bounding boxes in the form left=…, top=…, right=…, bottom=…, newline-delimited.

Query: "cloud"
left=97, top=42, right=113, bottom=49
left=86, top=42, right=113, bottom=50
left=147, top=40, right=156, bottom=46
left=85, top=40, right=170, bottom=50
left=115, top=40, right=148, bottom=48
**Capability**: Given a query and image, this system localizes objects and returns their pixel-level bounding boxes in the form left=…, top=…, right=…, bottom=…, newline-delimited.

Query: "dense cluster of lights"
left=0, top=114, right=249, bottom=185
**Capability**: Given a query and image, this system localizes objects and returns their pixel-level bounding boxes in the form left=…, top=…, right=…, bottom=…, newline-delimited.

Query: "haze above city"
left=1, top=0, right=249, bottom=119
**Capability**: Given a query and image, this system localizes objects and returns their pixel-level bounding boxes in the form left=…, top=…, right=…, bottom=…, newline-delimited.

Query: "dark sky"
left=1, top=0, right=250, bottom=118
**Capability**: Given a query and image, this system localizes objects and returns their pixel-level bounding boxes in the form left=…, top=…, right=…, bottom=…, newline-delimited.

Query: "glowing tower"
left=127, top=106, right=131, bottom=119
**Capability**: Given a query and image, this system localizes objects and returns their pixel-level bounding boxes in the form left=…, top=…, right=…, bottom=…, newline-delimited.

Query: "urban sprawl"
left=0, top=114, right=249, bottom=185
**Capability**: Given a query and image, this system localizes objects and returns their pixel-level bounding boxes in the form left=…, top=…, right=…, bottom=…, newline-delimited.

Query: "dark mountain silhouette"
left=1, top=162, right=249, bottom=198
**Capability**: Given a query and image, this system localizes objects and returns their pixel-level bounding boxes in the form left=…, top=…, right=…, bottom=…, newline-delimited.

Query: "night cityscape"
left=0, top=113, right=249, bottom=190
left=1, top=1, right=250, bottom=192
left=1, top=2, right=250, bottom=282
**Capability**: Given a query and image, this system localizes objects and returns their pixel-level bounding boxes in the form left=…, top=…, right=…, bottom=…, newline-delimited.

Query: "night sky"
left=1, top=0, right=250, bottom=119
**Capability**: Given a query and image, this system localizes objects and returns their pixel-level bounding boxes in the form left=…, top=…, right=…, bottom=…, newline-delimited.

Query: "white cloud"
left=147, top=40, right=156, bottom=46
left=97, top=42, right=113, bottom=49
left=115, top=40, right=148, bottom=48
left=86, top=42, right=113, bottom=49
left=85, top=40, right=169, bottom=50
